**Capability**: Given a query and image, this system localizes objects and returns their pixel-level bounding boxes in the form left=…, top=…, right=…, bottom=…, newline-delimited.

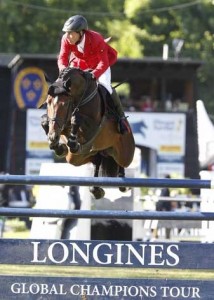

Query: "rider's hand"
left=91, top=72, right=96, bottom=80
left=87, top=70, right=96, bottom=80
left=58, top=66, right=66, bottom=76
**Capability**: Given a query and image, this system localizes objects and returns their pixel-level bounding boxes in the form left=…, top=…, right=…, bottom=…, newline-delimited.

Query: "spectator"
left=140, top=95, right=154, bottom=112
left=156, top=175, right=171, bottom=212
left=155, top=174, right=172, bottom=239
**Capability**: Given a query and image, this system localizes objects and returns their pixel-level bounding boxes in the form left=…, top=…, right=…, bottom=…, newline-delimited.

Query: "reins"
left=71, top=73, right=98, bottom=113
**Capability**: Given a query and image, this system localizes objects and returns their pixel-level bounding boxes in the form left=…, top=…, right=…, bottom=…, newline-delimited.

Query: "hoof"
left=119, top=186, right=130, bottom=193
left=90, top=187, right=105, bottom=200
left=55, top=144, right=68, bottom=157
left=67, top=139, right=79, bottom=153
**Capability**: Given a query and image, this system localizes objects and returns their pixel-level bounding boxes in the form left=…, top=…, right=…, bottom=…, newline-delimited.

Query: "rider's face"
left=66, top=31, right=81, bottom=44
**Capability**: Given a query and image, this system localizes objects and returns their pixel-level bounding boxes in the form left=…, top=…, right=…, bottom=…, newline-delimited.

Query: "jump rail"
left=0, top=174, right=213, bottom=189
left=0, top=175, right=213, bottom=299
left=0, top=207, right=214, bottom=220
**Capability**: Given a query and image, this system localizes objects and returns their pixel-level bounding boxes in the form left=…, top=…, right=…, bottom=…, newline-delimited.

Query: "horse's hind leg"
left=90, top=154, right=105, bottom=200
left=118, top=166, right=130, bottom=193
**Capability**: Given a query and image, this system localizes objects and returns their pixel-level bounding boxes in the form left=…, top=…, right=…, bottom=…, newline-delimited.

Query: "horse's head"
left=45, top=67, right=97, bottom=148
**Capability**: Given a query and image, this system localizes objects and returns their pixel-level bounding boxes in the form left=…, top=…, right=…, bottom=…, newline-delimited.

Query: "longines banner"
left=0, top=239, right=213, bottom=269
left=0, top=240, right=213, bottom=299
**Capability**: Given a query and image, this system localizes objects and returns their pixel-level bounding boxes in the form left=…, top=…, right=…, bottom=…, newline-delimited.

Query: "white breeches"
left=97, top=67, right=113, bottom=94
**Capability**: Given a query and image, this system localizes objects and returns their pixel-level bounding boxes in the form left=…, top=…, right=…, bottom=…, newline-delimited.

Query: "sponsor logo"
left=14, top=67, right=48, bottom=108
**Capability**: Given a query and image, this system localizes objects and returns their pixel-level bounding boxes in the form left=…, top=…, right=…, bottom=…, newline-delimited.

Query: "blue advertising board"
left=0, top=276, right=213, bottom=299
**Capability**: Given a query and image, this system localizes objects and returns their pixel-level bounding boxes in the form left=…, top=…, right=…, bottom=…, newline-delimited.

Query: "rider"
left=57, top=15, right=128, bottom=134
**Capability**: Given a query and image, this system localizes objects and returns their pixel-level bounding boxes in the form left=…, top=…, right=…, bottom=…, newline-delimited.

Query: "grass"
left=3, top=229, right=30, bottom=239
left=1, top=217, right=30, bottom=238
left=0, top=265, right=213, bottom=280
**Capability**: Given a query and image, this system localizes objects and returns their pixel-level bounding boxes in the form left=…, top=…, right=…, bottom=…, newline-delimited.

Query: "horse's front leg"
left=40, top=114, right=68, bottom=157
left=67, top=113, right=81, bottom=153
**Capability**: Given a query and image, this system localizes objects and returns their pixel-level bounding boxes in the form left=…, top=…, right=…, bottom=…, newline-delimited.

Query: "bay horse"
left=41, top=67, right=135, bottom=199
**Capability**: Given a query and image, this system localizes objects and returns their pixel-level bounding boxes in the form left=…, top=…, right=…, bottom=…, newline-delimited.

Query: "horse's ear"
left=47, top=81, right=68, bottom=96
left=44, top=72, right=53, bottom=85
left=37, top=73, right=50, bottom=108
left=48, top=85, right=54, bottom=95
left=37, top=102, right=47, bottom=109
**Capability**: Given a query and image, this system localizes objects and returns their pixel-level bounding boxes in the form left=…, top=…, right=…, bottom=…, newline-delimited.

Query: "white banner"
left=26, top=109, right=50, bottom=152
left=128, top=112, right=186, bottom=177
left=26, top=109, right=53, bottom=174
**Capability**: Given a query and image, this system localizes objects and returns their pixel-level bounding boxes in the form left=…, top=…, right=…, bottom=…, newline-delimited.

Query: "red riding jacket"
left=57, top=30, right=118, bottom=79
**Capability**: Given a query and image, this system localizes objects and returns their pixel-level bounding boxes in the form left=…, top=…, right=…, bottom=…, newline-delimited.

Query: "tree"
left=0, top=0, right=213, bottom=111
left=123, top=0, right=214, bottom=111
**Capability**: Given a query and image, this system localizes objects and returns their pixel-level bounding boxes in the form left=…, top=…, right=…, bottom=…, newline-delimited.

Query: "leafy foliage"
left=0, top=0, right=213, bottom=110
left=123, top=0, right=214, bottom=109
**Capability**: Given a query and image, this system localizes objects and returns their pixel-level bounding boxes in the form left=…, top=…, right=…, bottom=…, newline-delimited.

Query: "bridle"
left=48, top=96, right=72, bottom=132
left=47, top=69, right=98, bottom=132
left=70, top=70, right=98, bottom=111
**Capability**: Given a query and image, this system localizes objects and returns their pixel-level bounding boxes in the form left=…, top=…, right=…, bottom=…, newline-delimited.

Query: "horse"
left=40, top=67, right=135, bottom=199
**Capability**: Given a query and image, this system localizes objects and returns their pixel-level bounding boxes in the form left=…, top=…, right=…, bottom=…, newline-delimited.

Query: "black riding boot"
left=111, top=89, right=129, bottom=134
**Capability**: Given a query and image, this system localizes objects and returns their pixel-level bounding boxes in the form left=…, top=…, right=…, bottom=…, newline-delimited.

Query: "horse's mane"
left=58, top=67, right=83, bottom=81
left=58, top=67, right=94, bottom=84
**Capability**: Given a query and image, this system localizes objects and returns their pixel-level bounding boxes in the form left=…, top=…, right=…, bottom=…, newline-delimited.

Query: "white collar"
left=77, top=34, right=85, bottom=53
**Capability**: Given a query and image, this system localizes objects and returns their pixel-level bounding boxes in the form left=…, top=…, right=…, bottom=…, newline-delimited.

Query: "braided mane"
left=58, top=67, right=83, bottom=81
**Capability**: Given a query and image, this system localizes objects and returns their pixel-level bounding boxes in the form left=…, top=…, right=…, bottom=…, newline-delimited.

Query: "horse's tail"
left=100, top=156, right=119, bottom=177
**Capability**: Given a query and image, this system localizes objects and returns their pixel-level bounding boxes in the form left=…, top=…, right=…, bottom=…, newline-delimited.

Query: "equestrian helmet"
left=62, top=15, right=88, bottom=32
